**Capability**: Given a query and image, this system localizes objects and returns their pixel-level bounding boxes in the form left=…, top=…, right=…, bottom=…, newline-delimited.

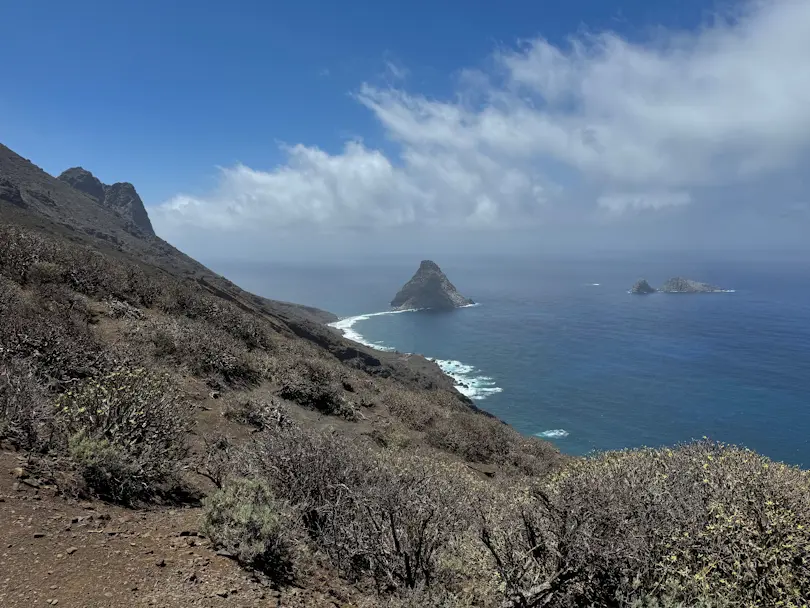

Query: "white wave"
left=535, top=429, right=569, bottom=439
left=330, top=305, right=502, bottom=400
left=429, top=358, right=503, bottom=400
left=328, top=309, right=417, bottom=352
left=590, top=283, right=600, bottom=286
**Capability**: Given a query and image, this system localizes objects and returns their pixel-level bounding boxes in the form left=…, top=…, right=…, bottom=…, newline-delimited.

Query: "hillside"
left=2, top=143, right=809, bottom=607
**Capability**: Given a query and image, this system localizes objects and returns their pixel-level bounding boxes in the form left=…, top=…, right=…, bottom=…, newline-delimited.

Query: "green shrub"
left=202, top=478, right=297, bottom=581
left=56, top=368, right=190, bottom=503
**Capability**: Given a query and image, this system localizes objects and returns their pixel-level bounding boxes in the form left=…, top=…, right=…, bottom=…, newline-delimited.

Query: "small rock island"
left=630, top=276, right=729, bottom=294
left=630, top=279, right=657, bottom=294
left=659, top=277, right=724, bottom=293
left=391, top=260, right=474, bottom=311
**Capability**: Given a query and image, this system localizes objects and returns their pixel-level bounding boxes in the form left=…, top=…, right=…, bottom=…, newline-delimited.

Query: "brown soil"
left=0, top=448, right=369, bottom=608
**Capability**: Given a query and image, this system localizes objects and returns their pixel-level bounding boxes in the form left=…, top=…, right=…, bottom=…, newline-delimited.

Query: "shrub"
left=223, top=397, right=293, bottom=431
left=425, top=412, right=514, bottom=463
left=195, top=433, right=236, bottom=489
left=202, top=478, right=298, bottom=581
left=27, top=261, right=66, bottom=285
left=382, top=388, right=463, bottom=431
left=0, top=359, right=54, bottom=451
left=278, top=357, right=357, bottom=419
left=55, top=368, right=190, bottom=503
left=479, top=441, right=810, bottom=607
left=249, top=425, right=477, bottom=592
left=0, top=296, right=103, bottom=386
left=129, top=318, right=261, bottom=386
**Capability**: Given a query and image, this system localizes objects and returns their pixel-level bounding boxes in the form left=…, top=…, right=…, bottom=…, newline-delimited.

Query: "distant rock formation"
left=659, top=277, right=723, bottom=293
left=58, top=167, right=105, bottom=202
left=58, top=167, right=155, bottom=236
left=0, top=177, right=25, bottom=208
left=391, top=260, right=474, bottom=311
left=630, top=276, right=728, bottom=294
left=630, top=279, right=656, bottom=295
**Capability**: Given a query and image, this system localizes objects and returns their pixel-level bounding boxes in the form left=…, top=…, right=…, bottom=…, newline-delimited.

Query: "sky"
left=2, top=0, right=810, bottom=261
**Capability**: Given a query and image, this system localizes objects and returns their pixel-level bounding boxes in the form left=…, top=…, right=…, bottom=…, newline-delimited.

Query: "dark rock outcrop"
left=630, top=279, right=656, bottom=294
left=659, top=277, right=723, bottom=293
left=58, top=168, right=154, bottom=236
left=0, top=177, right=26, bottom=208
left=391, top=260, right=474, bottom=311
left=58, top=167, right=105, bottom=203
left=103, top=182, right=154, bottom=235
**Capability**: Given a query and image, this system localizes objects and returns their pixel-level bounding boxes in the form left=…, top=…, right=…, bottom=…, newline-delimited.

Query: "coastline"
left=328, top=305, right=503, bottom=401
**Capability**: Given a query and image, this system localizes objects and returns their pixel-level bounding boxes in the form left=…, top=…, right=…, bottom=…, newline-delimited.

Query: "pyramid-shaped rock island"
left=391, top=260, right=474, bottom=311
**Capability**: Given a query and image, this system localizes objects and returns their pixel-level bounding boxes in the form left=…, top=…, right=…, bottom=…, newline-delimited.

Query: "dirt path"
left=0, top=451, right=353, bottom=608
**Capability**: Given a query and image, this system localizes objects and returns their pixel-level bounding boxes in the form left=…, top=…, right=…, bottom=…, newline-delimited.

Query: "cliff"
left=58, top=166, right=154, bottom=236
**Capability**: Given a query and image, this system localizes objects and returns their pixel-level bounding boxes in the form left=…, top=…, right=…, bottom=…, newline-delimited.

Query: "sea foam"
left=328, top=309, right=416, bottom=352
left=329, top=306, right=502, bottom=400
left=428, top=358, right=503, bottom=400
left=535, top=429, right=570, bottom=439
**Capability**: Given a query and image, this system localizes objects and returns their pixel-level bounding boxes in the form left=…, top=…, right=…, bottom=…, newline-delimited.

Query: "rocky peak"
left=104, top=181, right=154, bottom=236
left=630, top=279, right=656, bottom=295
left=58, top=167, right=106, bottom=202
left=58, top=168, right=154, bottom=236
left=391, top=260, right=474, bottom=311
left=418, top=260, right=441, bottom=272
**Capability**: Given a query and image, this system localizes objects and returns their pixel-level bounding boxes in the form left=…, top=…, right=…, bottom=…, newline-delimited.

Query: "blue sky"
left=2, top=0, right=810, bottom=258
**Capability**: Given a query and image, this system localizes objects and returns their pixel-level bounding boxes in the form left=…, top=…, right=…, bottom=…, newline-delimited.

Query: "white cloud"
left=384, top=60, right=410, bottom=81
left=598, top=191, right=692, bottom=213
left=153, top=0, right=810, bottom=244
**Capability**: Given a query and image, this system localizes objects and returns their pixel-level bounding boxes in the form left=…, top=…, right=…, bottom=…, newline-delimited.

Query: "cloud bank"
left=152, top=0, right=810, bottom=253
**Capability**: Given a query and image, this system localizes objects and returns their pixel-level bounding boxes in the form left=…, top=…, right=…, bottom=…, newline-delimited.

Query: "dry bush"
left=56, top=367, right=190, bottom=503
left=277, top=357, right=357, bottom=419
left=27, top=260, right=66, bottom=285
left=480, top=440, right=810, bottom=607
left=0, top=277, right=105, bottom=384
left=194, top=433, right=237, bottom=490
left=247, top=425, right=481, bottom=593
left=223, top=396, right=293, bottom=431
left=381, top=387, right=446, bottom=431
left=128, top=317, right=261, bottom=386
left=425, top=412, right=514, bottom=463
left=0, top=359, right=54, bottom=451
left=156, top=281, right=275, bottom=350
left=424, top=410, right=563, bottom=478
left=202, top=477, right=300, bottom=582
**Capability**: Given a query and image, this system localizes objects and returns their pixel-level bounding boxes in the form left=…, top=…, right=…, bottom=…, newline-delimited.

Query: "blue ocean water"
left=215, top=254, right=810, bottom=466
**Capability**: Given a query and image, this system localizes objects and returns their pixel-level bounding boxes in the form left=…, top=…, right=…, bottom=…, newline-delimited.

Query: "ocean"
left=214, top=253, right=810, bottom=467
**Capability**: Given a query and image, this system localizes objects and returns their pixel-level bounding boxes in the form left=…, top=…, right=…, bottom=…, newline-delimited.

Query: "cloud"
left=153, top=0, right=810, bottom=248
left=598, top=191, right=692, bottom=213
left=384, top=60, right=410, bottom=81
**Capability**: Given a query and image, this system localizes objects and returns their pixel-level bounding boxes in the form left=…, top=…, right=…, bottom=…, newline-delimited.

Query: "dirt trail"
left=0, top=451, right=353, bottom=608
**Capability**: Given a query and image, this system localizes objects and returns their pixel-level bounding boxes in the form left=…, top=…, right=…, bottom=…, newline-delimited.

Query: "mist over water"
left=213, top=252, right=810, bottom=466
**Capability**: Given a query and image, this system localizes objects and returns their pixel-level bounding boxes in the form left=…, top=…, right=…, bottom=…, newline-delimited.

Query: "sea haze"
left=214, top=253, right=810, bottom=467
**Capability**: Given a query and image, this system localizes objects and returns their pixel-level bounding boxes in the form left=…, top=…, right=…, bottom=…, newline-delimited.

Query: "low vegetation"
left=2, top=221, right=809, bottom=605
left=202, top=478, right=299, bottom=583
